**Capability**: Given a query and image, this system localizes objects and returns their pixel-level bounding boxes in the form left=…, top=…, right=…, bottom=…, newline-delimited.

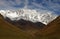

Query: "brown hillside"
left=0, top=14, right=60, bottom=39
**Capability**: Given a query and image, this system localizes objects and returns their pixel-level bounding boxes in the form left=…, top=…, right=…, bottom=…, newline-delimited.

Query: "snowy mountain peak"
left=0, top=9, right=58, bottom=25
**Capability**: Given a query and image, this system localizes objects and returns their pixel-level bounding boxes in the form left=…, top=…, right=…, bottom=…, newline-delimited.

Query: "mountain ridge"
left=0, top=9, right=58, bottom=25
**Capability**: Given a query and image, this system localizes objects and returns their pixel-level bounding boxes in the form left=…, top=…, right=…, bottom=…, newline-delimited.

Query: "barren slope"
left=0, top=14, right=60, bottom=39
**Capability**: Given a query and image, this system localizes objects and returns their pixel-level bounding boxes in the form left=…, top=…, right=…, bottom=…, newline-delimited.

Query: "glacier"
left=0, top=9, right=58, bottom=25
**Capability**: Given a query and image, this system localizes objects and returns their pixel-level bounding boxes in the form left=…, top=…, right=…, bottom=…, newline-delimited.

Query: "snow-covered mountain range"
left=0, top=9, right=58, bottom=25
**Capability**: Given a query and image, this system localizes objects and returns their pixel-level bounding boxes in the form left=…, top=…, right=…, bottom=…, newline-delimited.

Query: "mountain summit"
left=0, top=9, right=58, bottom=25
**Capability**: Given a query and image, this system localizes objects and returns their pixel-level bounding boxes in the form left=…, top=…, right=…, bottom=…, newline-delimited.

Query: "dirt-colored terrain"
left=0, top=14, right=60, bottom=39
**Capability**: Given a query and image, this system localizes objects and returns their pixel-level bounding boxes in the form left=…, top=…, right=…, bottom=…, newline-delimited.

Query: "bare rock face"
left=5, top=17, right=46, bottom=31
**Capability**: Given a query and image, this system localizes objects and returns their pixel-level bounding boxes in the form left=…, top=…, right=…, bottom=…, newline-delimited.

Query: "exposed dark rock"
left=5, top=17, right=46, bottom=31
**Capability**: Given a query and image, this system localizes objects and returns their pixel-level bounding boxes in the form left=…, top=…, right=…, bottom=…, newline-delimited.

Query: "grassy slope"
left=0, top=15, right=60, bottom=39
